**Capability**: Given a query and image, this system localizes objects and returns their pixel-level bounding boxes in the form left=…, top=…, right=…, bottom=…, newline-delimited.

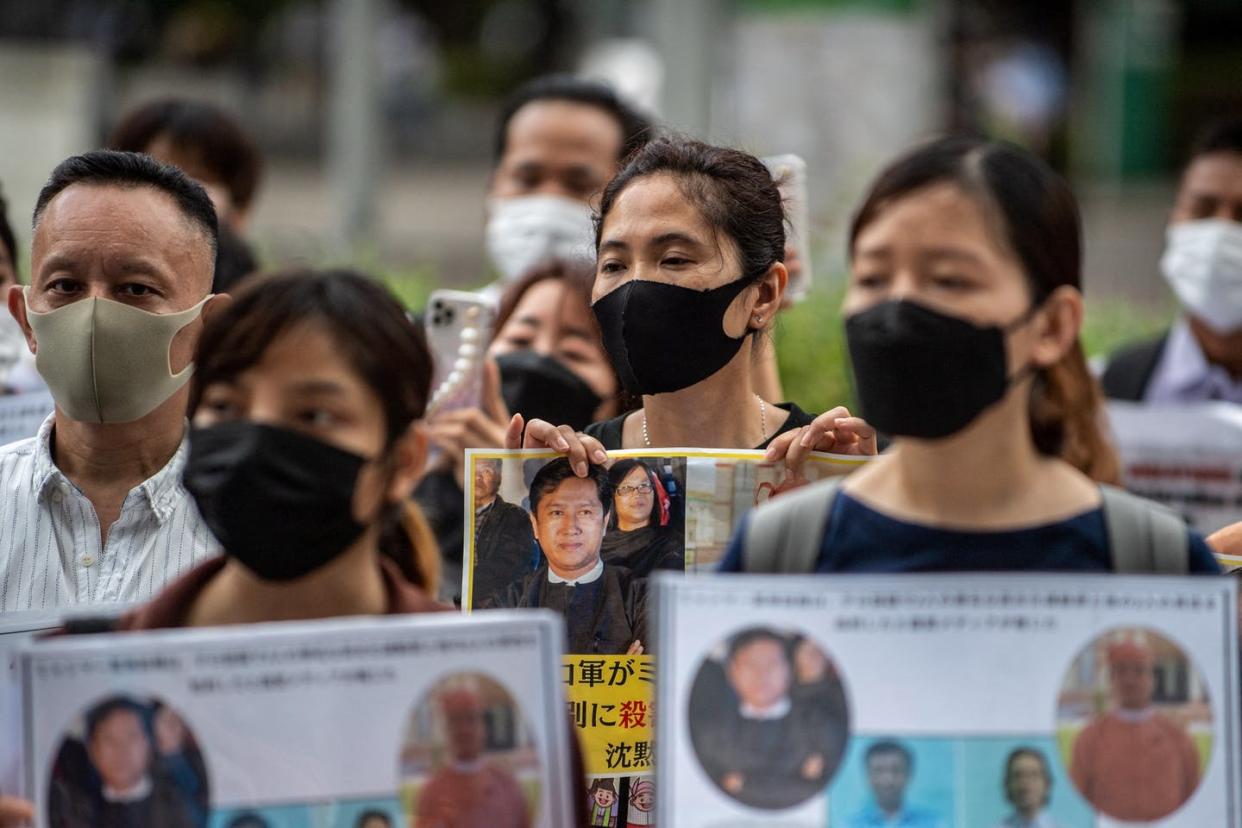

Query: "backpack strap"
left=1099, top=484, right=1189, bottom=573
left=742, top=477, right=844, bottom=573
left=1100, top=333, right=1168, bottom=401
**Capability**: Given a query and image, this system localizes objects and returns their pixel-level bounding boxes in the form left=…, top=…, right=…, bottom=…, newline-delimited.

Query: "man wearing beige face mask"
left=0, top=150, right=228, bottom=611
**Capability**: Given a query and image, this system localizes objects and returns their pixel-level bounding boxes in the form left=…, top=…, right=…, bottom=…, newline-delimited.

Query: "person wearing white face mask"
left=0, top=150, right=228, bottom=611
left=1102, top=118, right=1242, bottom=401
left=483, top=75, right=653, bottom=289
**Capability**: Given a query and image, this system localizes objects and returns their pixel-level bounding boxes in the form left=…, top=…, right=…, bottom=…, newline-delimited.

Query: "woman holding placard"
left=514, top=138, right=877, bottom=469
left=723, top=137, right=1221, bottom=574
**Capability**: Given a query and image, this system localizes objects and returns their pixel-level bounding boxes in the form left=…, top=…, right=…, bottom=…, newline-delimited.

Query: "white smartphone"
left=762, top=154, right=813, bottom=304
left=424, top=290, right=496, bottom=417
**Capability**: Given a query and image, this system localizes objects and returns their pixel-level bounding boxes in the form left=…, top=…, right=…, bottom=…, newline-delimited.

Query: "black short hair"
left=528, top=457, right=611, bottom=519
left=865, top=739, right=913, bottom=772
left=354, top=810, right=392, bottom=828
left=588, top=777, right=617, bottom=795
left=227, top=814, right=271, bottom=828
left=1188, top=117, right=1242, bottom=164
left=726, top=627, right=788, bottom=664
left=34, top=150, right=219, bottom=258
left=494, top=74, right=653, bottom=165
left=0, top=184, right=16, bottom=276
left=109, top=98, right=262, bottom=213
left=84, top=696, right=150, bottom=743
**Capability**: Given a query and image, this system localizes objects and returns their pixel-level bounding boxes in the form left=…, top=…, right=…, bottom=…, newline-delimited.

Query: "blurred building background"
left=0, top=0, right=1239, bottom=308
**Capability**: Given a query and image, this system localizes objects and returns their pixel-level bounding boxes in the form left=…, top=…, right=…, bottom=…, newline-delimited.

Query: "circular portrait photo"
left=1056, top=628, right=1213, bottom=822
left=47, top=694, right=209, bottom=828
left=399, top=672, right=540, bottom=828
left=688, top=626, right=850, bottom=810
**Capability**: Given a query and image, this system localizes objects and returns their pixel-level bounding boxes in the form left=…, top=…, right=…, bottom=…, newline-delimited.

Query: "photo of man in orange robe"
left=1069, top=640, right=1200, bottom=822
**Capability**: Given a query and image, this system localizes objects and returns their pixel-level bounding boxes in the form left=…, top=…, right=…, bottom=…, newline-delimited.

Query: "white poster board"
left=1107, top=401, right=1242, bottom=535
left=22, top=611, right=574, bottom=828
left=655, top=573, right=1240, bottom=827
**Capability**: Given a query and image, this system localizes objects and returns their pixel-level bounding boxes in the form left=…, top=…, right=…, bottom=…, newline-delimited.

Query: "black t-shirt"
left=582, top=402, right=815, bottom=450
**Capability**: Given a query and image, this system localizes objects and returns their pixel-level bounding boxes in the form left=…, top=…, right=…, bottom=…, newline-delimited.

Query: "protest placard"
left=462, top=447, right=867, bottom=825
left=0, top=390, right=54, bottom=447
left=1107, top=400, right=1242, bottom=535
left=655, top=573, right=1240, bottom=827
left=21, top=610, right=574, bottom=828
left=1, top=605, right=130, bottom=807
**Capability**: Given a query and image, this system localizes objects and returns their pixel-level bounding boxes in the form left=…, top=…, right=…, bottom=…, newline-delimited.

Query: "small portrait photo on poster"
left=399, top=672, right=540, bottom=828
left=1056, top=627, right=1213, bottom=823
left=47, top=694, right=209, bottom=828
left=687, top=626, right=849, bottom=810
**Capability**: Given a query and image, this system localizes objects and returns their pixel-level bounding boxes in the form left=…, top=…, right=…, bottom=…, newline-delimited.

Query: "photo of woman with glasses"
left=601, top=458, right=685, bottom=578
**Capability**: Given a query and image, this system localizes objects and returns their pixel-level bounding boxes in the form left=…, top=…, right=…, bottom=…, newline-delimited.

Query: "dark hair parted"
left=1188, top=116, right=1242, bottom=164
left=528, top=457, right=611, bottom=519
left=189, top=268, right=436, bottom=587
left=726, top=627, right=789, bottom=665
left=849, top=136, right=1118, bottom=483
left=109, top=98, right=262, bottom=213
left=1004, top=746, right=1052, bottom=806
left=495, top=74, right=652, bottom=166
left=865, top=739, right=913, bottom=771
left=596, top=138, right=786, bottom=287
left=85, top=696, right=151, bottom=742
left=607, top=458, right=660, bottom=527
left=34, top=150, right=219, bottom=257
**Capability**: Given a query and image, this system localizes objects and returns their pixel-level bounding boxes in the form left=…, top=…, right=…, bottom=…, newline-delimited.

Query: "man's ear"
left=528, top=511, right=540, bottom=543
left=7, top=284, right=36, bottom=354
left=387, top=422, right=430, bottom=501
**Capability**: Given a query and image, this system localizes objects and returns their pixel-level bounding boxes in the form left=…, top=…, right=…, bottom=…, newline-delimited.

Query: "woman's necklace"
left=642, top=394, right=767, bottom=448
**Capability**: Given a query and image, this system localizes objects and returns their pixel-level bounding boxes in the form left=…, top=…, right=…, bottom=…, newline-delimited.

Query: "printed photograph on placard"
left=1055, top=627, right=1213, bottom=823
left=684, top=454, right=859, bottom=571
left=625, top=777, right=655, bottom=826
left=399, top=672, right=539, bottom=828
left=828, top=737, right=955, bottom=828
left=956, top=737, right=1094, bottom=828
left=47, top=694, right=208, bottom=828
left=467, top=452, right=689, bottom=654
left=208, top=805, right=312, bottom=828
left=688, top=626, right=849, bottom=810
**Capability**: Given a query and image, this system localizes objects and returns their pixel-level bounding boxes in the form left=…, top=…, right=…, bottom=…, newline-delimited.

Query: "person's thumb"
left=504, top=413, right=524, bottom=449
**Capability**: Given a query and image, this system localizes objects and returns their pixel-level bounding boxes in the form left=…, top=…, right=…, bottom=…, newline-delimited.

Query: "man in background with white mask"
left=0, top=150, right=226, bottom=611
left=1103, top=118, right=1242, bottom=401
left=484, top=75, right=652, bottom=287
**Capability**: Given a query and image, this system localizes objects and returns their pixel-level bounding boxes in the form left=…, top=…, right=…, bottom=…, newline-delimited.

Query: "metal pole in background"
left=327, top=0, right=381, bottom=254
left=652, top=0, right=718, bottom=139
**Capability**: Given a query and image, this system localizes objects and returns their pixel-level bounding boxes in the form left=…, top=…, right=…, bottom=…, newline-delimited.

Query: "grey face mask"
left=24, top=288, right=210, bottom=423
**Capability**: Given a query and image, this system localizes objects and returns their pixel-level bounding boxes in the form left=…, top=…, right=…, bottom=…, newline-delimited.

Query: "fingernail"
left=801, top=432, right=815, bottom=447
left=592, top=449, right=607, bottom=463
left=576, top=461, right=587, bottom=476
left=557, top=437, right=569, bottom=451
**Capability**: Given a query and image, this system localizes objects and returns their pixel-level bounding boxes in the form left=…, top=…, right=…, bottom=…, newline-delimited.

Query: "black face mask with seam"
left=845, top=299, right=1034, bottom=440
left=185, top=421, right=371, bottom=581
left=496, top=350, right=603, bottom=432
left=591, top=274, right=756, bottom=396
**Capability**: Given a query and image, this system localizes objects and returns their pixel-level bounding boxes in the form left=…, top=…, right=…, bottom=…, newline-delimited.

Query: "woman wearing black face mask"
left=514, top=139, right=876, bottom=475
left=113, top=268, right=449, bottom=627
left=414, top=261, right=627, bottom=602
left=721, top=137, right=1222, bottom=575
